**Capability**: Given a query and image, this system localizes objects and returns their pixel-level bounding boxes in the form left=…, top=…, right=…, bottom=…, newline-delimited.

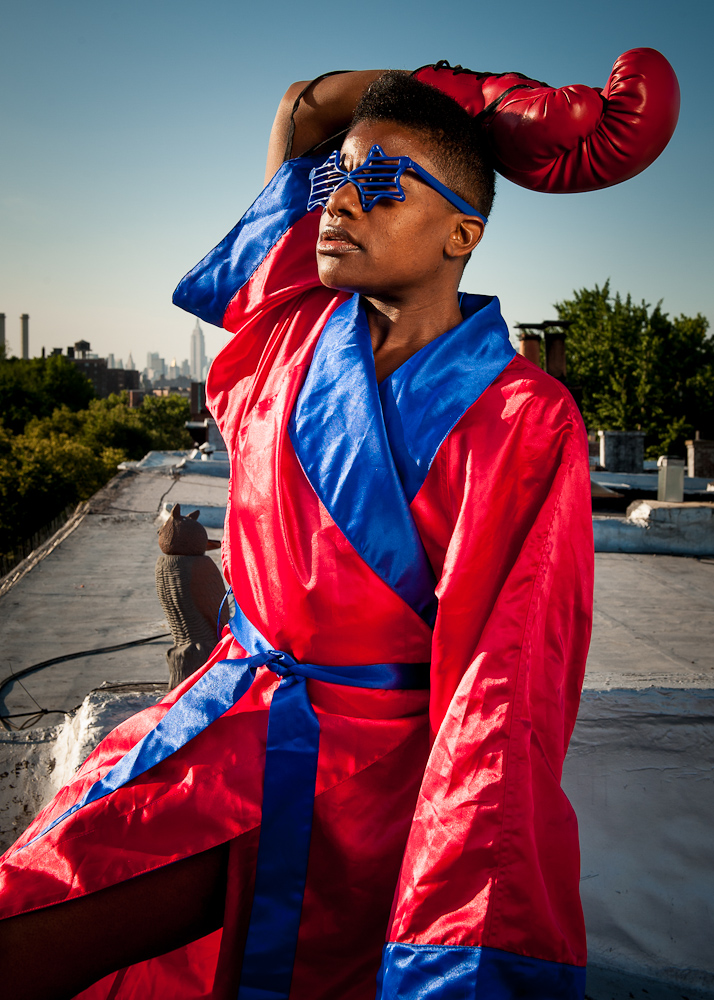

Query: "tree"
left=555, top=283, right=714, bottom=457
left=0, top=355, right=95, bottom=433
left=0, top=393, right=193, bottom=558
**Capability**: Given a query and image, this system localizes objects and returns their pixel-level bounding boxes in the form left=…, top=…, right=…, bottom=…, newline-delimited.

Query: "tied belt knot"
left=264, top=647, right=299, bottom=677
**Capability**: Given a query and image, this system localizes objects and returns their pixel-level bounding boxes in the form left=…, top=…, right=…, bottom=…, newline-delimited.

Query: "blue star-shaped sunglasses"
left=307, top=145, right=488, bottom=223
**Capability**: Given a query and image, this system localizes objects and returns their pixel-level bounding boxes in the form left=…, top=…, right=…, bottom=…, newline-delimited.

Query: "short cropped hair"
left=351, top=71, right=495, bottom=218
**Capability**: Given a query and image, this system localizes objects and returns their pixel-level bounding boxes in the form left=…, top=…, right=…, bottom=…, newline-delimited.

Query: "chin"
left=317, top=256, right=358, bottom=293
left=316, top=257, right=384, bottom=297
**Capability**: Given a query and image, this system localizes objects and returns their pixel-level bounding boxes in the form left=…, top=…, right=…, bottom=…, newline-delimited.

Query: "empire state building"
left=190, top=319, right=206, bottom=381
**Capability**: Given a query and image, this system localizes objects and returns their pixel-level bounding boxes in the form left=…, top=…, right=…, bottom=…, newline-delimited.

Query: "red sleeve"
left=172, top=157, right=328, bottom=334
left=396, top=357, right=593, bottom=967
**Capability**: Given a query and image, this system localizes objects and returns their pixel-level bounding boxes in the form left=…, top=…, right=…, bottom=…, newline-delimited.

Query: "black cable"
left=0, top=633, right=170, bottom=731
left=2, top=708, right=71, bottom=731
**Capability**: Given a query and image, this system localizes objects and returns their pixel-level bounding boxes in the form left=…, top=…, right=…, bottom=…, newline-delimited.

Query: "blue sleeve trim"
left=172, top=158, right=322, bottom=328
left=376, top=943, right=585, bottom=1000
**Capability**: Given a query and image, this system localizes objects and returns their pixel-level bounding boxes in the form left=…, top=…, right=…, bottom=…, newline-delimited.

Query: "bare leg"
left=0, top=841, right=230, bottom=1000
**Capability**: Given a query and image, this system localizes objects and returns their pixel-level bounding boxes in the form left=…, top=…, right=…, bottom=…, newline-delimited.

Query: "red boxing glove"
left=414, top=48, right=680, bottom=193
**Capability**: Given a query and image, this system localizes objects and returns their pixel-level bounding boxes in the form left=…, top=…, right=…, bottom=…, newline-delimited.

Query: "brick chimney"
left=544, top=329, right=567, bottom=380
left=517, top=330, right=542, bottom=367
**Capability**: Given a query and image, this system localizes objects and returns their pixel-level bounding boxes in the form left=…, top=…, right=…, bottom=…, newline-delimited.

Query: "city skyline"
left=189, top=319, right=207, bottom=382
left=0, top=311, right=212, bottom=385
left=0, top=310, right=216, bottom=378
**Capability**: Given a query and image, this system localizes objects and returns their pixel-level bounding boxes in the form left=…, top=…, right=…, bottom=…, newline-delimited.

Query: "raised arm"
left=264, top=70, right=383, bottom=184
left=265, top=50, right=680, bottom=194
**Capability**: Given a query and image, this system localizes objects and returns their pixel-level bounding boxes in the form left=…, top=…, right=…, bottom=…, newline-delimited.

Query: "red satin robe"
left=0, top=158, right=593, bottom=999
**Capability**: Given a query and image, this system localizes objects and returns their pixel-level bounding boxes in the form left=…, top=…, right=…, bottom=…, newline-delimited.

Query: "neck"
left=363, top=287, right=464, bottom=383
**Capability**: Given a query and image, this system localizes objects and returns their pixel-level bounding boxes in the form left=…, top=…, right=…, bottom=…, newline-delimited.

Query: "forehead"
left=342, top=120, right=438, bottom=171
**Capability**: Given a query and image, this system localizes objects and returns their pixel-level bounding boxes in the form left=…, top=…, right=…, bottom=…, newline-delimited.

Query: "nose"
left=325, top=180, right=363, bottom=219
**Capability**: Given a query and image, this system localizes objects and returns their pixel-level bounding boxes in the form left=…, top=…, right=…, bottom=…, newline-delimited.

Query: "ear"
left=206, top=539, right=222, bottom=550
left=445, top=217, right=485, bottom=260
left=171, top=503, right=181, bottom=519
left=188, top=509, right=200, bottom=520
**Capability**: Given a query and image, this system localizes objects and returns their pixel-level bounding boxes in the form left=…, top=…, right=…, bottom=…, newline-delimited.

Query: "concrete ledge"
left=586, top=963, right=714, bottom=1000
left=592, top=471, right=712, bottom=493
left=174, top=454, right=230, bottom=477
left=0, top=502, right=89, bottom=599
left=177, top=459, right=230, bottom=477
left=0, top=682, right=164, bottom=854
left=0, top=723, right=62, bottom=855
left=118, top=449, right=190, bottom=472
left=594, top=501, right=714, bottom=555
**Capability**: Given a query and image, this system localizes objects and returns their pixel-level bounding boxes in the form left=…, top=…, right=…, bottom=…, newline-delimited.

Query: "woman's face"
left=315, top=121, right=479, bottom=302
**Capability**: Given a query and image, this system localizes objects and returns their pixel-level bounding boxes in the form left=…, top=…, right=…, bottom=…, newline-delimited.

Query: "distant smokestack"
left=0, top=314, right=5, bottom=355
left=21, top=314, right=29, bottom=359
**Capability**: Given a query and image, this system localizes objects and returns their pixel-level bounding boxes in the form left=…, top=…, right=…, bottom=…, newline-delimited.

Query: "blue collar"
left=288, top=293, right=515, bottom=622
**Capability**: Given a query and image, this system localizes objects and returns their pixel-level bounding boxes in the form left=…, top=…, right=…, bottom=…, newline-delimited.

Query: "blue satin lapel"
left=379, top=294, right=516, bottom=503
left=288, top=293, right=515, bottom=621
left=288, top=295, right=438, bottom=623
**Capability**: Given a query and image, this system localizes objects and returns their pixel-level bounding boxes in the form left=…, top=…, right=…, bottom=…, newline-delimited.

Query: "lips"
left=317, top=225, right=362, bottom=255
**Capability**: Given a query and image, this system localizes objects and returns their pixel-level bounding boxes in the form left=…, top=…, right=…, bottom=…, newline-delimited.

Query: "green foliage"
left=555, top=282, right=714, bottom=457
left=0, top=392, right=193, bottom=559
left=0, top=355, right=95, bottom=433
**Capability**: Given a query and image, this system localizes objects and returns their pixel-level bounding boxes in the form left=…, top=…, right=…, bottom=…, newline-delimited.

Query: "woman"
left=1, top=68, right=598, bottom=1000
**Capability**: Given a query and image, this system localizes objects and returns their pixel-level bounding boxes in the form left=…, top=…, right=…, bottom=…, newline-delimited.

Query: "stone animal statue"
left=155, top=504, right=229, bottom=689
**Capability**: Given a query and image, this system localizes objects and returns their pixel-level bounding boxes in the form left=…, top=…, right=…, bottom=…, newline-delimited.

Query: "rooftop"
left=5, top=462, right=711, bottom=717
left=0, top=459, right=712, bottom=999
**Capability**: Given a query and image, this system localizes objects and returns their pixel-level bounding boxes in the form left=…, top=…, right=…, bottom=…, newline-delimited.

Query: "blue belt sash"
left=228, top=602, right=430, bottom=1000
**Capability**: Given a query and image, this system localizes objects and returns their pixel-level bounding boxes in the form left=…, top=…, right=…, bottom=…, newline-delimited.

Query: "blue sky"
left=1, top=0, right=712, bottom=369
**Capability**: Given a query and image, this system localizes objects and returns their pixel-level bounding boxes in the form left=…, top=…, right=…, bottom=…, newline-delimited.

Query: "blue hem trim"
left=376, top=943, right=585, bottom=1000
left=172, top=158, right=321, bottom=327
